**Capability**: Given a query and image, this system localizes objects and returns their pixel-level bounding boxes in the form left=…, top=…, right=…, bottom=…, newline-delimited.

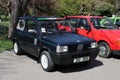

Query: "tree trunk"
left=116, top=0, right=119, bottom=10
left=8, top=0, right=29, bottom=38
left=8, top=0, right=20, bottom=38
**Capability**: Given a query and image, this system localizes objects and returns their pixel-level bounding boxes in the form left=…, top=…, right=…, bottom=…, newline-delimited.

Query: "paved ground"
left=0, top=50, right=120, bottom=80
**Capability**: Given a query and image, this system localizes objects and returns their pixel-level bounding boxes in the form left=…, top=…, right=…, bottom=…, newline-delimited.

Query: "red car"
left=65, top=16, right=120, bottom=58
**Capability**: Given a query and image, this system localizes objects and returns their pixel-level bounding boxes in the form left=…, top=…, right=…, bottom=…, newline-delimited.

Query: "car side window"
left=39, top=21, right=58, bottom=33
left=67, top=19, right=77, bottom=27
left=102, top=20, right=114, bottom=27
left=16, top=20, right=25, bottom=31
left=78, top=18, right=90, bottom=29
left=26, top=20, right=36, bottom=34
left=116, top=19, right=120, bottom=24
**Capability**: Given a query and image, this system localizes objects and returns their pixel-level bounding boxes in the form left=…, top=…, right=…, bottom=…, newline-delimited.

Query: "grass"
left=0, top=39, right=13, bottom=52
left=0, top=20, right=12, bottom=52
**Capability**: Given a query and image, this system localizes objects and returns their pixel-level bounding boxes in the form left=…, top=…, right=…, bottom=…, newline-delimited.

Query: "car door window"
left=67, top=18, right=77, bottom=28
left=116, top=19, right=120, bottom=24
left=26, top=20, right=36, bottom=34
left=78, top=18, right=90, bottom=29
left=102, top=20, right=114, bottom=28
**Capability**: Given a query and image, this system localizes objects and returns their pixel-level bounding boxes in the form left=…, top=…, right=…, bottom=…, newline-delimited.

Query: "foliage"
left=55, top=0, right=82, bottom=16
left=0, top=0, right=117, bottom=17
left=0, top=21, right=12, bottom=52
left=0, top=6, right=7, bottom=15
left=104, top=0, right=115, bottom=5
left=84, top=0, right=114, bottom=16
left=0, top=21, right=9, bottom=39
left=93, top=2, right=114, bottom=16
left=29, top=0, right=56, bottom=16
left=55, top=0, right=115, bottom=16
left=0, top=39, right=13, bottom=52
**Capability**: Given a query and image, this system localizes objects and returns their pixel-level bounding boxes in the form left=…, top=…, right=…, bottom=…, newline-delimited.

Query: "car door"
left=76, top=18, right=94, bottom=39
left=15, top=18, right=26, bottom=49
left=22, top=19, right=39, bottom=56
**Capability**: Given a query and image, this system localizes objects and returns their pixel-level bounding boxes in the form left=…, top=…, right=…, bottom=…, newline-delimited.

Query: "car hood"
left=42, top=33, right=95, bottom=45
left=100, top=29, right=120, bottom=41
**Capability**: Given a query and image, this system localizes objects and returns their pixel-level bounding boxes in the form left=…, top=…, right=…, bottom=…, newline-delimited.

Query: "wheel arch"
left=37, top=47, right=51, bottom=63
left=12, top=38, right=18, bottom=43
left=97, top=40, right=111, bottom=49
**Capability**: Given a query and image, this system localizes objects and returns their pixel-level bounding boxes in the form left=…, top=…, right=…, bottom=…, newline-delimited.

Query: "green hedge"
left=0, top=22, right=9, bottom=39
left=0, top=21, right=13, bottom=52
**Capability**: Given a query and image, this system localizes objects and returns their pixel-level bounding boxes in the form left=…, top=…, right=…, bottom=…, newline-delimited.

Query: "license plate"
left=73, top=56, right=90, bottom=63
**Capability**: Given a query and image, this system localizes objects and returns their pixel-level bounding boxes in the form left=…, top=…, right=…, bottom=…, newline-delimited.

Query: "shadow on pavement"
left=112, top=55, right=120, bottom=60
left=56, top=60, right=103, bottom=73
left=22, top=53, right=103, bottom=73
left=23, top=53, right=38, bottom=62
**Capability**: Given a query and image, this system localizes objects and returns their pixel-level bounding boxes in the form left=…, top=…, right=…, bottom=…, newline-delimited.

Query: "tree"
left=29, top=0, right=56, bottom=16
left=0, top=0, right=29, bottom=38
left=93, top=1, right=114, bottom=16
left=0, top=0, right=56, bottom=38
left=115, top=0, right=120, bottom=16
left=55, top=0, right=82, bottom=16
left=55, top=0, right=114, bottom=16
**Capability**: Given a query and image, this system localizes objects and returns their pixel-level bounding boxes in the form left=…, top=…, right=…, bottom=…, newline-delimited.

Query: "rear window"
left=16, top=20, right=25, bottom=31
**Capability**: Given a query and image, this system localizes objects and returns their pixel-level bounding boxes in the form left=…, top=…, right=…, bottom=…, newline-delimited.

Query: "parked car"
left=12, top=16, right=99, bottom=72
left=65, top=16, right=120, bottom=58
left=101, top=16, right=120, bottom=28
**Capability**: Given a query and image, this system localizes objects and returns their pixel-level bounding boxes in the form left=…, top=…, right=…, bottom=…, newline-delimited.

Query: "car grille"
left=68, top=43, right=91, bottom=52
left=77, top=44, right=83, bottom=51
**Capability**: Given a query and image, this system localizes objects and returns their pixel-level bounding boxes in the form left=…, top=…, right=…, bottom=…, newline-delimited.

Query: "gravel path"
left=0, top=50, right=120, bottom=80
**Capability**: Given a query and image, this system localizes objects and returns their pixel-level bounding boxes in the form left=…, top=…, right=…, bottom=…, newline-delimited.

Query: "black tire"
left=98, top=42, right=111, bottom=58
left=13, top=42, right=23, bottom=55
left=40, top=51, right=54, bottom=72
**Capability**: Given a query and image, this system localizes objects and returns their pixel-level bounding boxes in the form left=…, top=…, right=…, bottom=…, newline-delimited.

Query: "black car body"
left=12, top=16, right=99, bottom=71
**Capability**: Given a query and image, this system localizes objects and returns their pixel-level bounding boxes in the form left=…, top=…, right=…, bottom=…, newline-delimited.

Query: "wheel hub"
left=41, top=54, right=48, bottom=69
left=99, top=46, right=106, bottom=55
left=14, top=43, right=18, bottom=53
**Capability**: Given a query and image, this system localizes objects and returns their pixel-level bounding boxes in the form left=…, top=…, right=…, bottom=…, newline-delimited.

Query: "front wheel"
left=98, top=42, right=111, bottom=58
left=13, top=42, right=23, bottom=55
left=40, top=51, right=54, bottom=72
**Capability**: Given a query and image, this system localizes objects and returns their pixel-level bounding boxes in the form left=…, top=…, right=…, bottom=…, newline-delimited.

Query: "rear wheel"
left=98, top=42, right=111, bottom=58
left=40, top=51, right=54, bottom=72
left=13, top=42, right=23, bottom=55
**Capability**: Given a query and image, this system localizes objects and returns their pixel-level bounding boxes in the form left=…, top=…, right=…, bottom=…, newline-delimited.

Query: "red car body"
left=65, top=16, right=120, bottom=57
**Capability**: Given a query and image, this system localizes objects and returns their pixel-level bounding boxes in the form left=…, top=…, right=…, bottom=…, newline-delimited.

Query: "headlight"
left=56, top=44, right=68, bottom=53
left=91, top=42, right=98, bottom=48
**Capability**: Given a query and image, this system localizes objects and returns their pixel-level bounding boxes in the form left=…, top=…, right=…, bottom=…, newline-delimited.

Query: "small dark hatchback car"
left=12, top=16, right=99, bottom=71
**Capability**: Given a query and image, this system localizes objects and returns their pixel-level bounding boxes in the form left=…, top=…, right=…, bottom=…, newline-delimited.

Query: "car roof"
left=19, top=16, right=65, bottom=21
left=106, top=17, right=120, bottom=19
left=65, top=16, right=102, bottom=18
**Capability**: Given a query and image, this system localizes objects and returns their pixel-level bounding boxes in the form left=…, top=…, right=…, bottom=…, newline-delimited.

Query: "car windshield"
left=91, top=18, right=117, bottom=29
left=38, top=20, right=73, bottom=34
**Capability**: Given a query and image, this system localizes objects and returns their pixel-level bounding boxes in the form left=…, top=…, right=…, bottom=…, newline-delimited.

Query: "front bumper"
left=50, top=48, right=99, bottom=65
